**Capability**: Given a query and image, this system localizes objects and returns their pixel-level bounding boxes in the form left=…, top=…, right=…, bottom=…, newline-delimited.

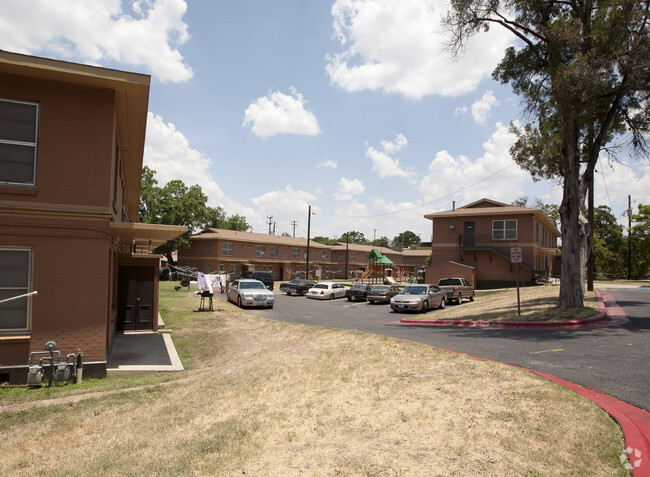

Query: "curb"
left=398, top=288, right=629, bottom=329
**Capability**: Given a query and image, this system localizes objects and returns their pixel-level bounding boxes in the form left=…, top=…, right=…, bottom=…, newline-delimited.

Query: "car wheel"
left=469, top=295, right=474, bottom=302
left=439, top=297, right=446, bottom=309
left=457, top=293, right=462, bottom=304
left=268, top=304, right=274, bottom=309
left=237, top=296, right=244, bottom=308
left=329, top=293, right=334, bottom=300
left=347, top=296, right=351, bottom=301
left=421, top=300, right=429, bottom=313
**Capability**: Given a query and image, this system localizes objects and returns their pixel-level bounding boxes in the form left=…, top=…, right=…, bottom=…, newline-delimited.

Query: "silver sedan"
left=228, top=279, right=275, bottom=308
left=390, top=284, right=446, bottom=313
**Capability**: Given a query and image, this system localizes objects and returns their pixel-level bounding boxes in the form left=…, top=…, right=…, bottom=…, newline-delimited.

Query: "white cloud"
left=334, top=177, right=365, bottom=200
left=594, top=157, right=650, bottom=223
left=326, top=0, right=515, bottom=99
left=381, top=133, right=408, bottom=154
left=242, top=87, right=321, bottom=138
left=454, top=106, right=468, bottom=119
left=317, top=160, right=339, bottom=169
left=0, top=0, right=193, bottom=83
left=419, top=122, right=530, bottom=206
left=471, top=90, right=499, bottom=125
left=366, top=134, right=414, bottom=179
left=250, top=185, right=318, bottom=235
left=144, top=113, right=257, bottom=222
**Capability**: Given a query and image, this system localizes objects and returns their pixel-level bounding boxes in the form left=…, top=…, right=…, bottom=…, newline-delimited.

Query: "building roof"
left=194, top=228, right=330, bottom=249
left=0, top=49, right=150, bottom=222
left=424, top=198, right=561, bottom=237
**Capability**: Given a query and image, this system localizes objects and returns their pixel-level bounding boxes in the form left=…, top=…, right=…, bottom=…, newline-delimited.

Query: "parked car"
left=279, top=279, right=315, bottom=296
left=390, top=284, right=446, bottom=313
left=228, top=279, right=275, bottom=308
left=306, top=282, right=347, bottom=300
left=238, top=270, right=274, bottom=291
left=437, top=278, right=475, bottom=304
left=367, top=284, right=401, bottom=304
left=345, top=283, right=372, bottom=301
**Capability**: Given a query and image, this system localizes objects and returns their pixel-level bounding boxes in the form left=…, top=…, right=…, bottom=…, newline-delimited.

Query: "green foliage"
left=341, top=231, right=368, bottom=244
left=512, top=196, right=560, bottom=228
left=592, top=206, right=626, bottom=279
left=139, top=166, right=250, bottom=263
left=312, top=236, right=332, bottom=245
left=372, top=236, right=390, bottom=248
left=631, top=204, right=650, bottom=279
left=392, top=230, right=421, bottom=249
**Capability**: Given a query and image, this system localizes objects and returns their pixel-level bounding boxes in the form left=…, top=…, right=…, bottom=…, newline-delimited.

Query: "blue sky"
left=2, top=0, right=648, bottom=241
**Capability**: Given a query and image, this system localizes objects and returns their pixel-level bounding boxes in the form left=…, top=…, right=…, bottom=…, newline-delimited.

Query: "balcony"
left=457, top=233, right=551, bottom=276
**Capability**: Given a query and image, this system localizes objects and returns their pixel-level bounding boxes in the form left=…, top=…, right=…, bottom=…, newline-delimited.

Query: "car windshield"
left=240, top=282, right=265, bottom=289
left=313, top=284, right=328, bottom=289
left=401, top=286, right=427, bottom=295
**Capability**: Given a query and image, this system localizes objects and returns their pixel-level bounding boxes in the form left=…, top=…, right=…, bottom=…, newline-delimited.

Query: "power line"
left=318, top=163, right=517, bottom=218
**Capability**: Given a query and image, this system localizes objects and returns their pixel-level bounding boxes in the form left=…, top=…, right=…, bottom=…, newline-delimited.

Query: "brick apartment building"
left=424, top=198, right=561, bottom=288
left=178, top=228, right=431, bottom=282
left=0, top=50, right=185, bottom=383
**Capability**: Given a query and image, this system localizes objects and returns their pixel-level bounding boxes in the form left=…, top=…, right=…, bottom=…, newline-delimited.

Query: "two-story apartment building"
left=178, top=229, right=431, bottom=282
left=424, top=199, right=561, bottom=288
left=0, top=51, right=185, bottom=383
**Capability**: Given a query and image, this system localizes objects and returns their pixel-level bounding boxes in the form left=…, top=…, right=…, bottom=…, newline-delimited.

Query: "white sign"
left=510, top=247, right=523, bottom=263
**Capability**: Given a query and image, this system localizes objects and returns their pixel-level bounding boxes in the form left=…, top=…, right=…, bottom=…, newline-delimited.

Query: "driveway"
left=248, top=285, right=650, bottom=411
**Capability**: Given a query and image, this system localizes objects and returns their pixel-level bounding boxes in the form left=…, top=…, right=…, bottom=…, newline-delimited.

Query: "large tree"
left=139, top=166, right=249, bottom=264
left=446, top=0, right=650, bottom=309
left=631, top=204, right=650, bottom=279
left=392, top=231, right=421, bottom=249
left=593, top=205, right=626, bottom=279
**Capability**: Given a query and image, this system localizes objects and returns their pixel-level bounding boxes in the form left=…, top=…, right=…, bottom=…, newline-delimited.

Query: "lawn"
left=0, top=281, right=630, bottom=476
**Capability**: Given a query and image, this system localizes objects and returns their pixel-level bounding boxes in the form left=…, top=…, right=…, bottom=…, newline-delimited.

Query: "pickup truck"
left=437, top=278, right=475, bottom=305
left=279, top=279, right=315, bottom=296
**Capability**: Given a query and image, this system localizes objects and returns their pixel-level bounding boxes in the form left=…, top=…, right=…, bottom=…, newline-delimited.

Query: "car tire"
left=439, top=297, right=446, bottom=309
left=347, top=296, right=351, bottom=301
left=469, top=295, right=474, bottom=302
left=457, top=293, right=462, bottom=304
left=329, top=293, right=334, bottom=300
left=237, top=296, right=243, bottom=308
left=421, top=300, right=429, bottom=313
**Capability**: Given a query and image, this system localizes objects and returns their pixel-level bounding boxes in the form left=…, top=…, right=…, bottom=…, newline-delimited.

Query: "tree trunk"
left=557, top=117, right=588, bottom=310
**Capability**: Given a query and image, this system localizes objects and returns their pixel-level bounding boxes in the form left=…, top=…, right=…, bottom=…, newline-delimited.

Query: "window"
left=293, top=248, right=300, bottom=259
left=338, top=252, right=344, bottom=261
left=0, top=99, right=39, bottom=186
left=219, top=264, right=225, bottom=273
left=256, top=245, right=265, bottom=257
left=270, top=246, right=279, bottom=258
left=222, top=243, right=233, bottom=256
left=493, top=219, right=517, bottom=240
left=205, top=243, right=211, bottom=255
left=229, top=264, right=237, bottom=275
left=350, top=253, right=356, bottom=261
left=322, top=250, right=329, bottom=260
left=0, top=248, right=32, bottom=331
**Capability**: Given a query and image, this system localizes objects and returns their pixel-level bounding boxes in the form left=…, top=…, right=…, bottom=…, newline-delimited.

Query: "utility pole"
left=267, top=215, right=273, bottom=235
left=291, top=220, right=298, bottom=237
left=306, top=206, right=312, bottom=280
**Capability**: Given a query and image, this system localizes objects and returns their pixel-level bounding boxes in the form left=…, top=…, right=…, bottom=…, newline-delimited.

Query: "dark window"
left=0, top=99, right=39, bottom=186
left=0, top=248, right=32, bottom=331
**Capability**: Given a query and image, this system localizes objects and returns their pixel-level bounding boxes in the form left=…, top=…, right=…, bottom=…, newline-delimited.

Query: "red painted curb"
left=529, top=370, right=650, bottom=476
left=398, top=288, right=629, bottom=329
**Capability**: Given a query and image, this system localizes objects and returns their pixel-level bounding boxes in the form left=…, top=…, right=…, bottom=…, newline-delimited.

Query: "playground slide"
left=385, top=276, right=397, bottom=285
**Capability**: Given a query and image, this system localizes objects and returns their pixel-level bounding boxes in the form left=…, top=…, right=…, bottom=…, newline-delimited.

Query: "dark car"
left=345, top=283, right=373, bottom=301
left=238, top=271, right=274, bottom=291
left=279, top=279, right=315, bottom=296
left=367, top=284, right=401, bottom=304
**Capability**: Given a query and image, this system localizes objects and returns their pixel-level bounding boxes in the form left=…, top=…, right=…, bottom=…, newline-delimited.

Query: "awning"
left=110, top=222, right=187, bottom=253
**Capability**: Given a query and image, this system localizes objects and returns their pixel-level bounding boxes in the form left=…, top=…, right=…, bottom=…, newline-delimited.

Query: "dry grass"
left=0, top=282, right=628, bottom=476
left=406, top=285, right=601, bottom=322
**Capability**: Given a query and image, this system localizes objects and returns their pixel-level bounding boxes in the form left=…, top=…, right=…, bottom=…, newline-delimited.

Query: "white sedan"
left=306, top=282, right=348, bottom=300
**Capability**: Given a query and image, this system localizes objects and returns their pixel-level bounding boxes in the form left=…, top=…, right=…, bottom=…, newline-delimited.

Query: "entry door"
left=463, top=222, right=475, bottom=246
left=118, top=266, right=154, bottom=331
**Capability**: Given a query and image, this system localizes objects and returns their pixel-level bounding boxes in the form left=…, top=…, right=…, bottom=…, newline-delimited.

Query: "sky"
left=1, top=0, right=648, bottom=243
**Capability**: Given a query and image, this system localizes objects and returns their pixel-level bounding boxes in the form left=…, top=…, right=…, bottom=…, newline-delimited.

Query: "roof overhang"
left=0, top=50, right=150, bottom=222
left=110, top=222, right=187, bottom=251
